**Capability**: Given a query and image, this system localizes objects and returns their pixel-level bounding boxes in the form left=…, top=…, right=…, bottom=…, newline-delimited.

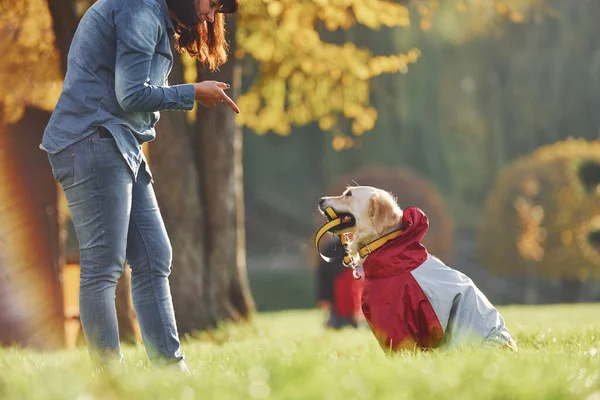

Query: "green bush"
left=478, top=139, right=600, bottom=281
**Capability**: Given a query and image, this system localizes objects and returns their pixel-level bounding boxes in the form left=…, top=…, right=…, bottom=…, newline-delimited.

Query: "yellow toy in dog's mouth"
left=322, top=207, right=356, bottom=232
left=314, top=207, right=355, bottom=267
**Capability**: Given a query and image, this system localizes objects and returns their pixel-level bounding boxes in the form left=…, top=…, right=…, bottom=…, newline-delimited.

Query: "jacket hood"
left=362, top=206, right=429, bottom=279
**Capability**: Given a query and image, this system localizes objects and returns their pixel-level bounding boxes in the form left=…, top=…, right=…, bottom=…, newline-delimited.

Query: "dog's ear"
left=368, top=192, right=398, bottom=235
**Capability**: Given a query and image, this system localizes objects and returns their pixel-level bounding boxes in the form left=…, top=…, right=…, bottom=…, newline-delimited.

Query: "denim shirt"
left=40, top=0, right=195, bottom=179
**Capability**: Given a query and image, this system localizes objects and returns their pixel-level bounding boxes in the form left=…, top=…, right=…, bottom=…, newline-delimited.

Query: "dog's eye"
left=345, top=191, right=352, bottom=197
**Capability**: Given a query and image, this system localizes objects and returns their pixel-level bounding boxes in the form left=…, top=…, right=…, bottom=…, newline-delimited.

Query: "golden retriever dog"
left=318, top=186, right=517, bottom=352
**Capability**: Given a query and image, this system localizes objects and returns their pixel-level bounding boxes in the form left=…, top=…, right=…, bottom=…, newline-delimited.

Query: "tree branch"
left=46, top=0, right=78, bottom=76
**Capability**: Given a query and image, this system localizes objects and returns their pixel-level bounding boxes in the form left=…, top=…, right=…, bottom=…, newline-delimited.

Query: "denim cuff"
left=174, top=84, right=195, bottom=111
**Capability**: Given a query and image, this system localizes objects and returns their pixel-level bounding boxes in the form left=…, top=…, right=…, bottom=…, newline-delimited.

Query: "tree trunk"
left=150, top=46, right=211, bottom=334
left=46, top=0, right=78, bottom=76
left=194, top=14, right=255, bottom=325
left=0, top=108, right=64, bottom=349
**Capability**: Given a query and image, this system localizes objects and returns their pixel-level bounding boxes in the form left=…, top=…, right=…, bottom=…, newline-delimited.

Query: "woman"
left=40, top=0, right=240, bottom=371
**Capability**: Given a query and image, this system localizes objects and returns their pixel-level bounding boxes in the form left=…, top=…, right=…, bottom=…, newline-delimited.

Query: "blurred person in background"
left=40, top=0, right=240, bottom=372
left=316, top=236, right=364, bottom=329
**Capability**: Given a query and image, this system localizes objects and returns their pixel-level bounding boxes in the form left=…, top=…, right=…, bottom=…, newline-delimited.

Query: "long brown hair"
left=166, top=0, right=238, bottom=71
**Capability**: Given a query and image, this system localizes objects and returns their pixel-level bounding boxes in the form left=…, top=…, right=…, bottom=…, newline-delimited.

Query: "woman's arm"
left=114, top=5, right=195, bottom=113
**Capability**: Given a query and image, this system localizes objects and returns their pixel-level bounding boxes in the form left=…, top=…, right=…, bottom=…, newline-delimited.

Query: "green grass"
left=2, top=304, right=600, bottom=400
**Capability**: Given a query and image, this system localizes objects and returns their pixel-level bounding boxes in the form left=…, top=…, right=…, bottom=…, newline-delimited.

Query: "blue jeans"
left=48, top=130, right=184, bottom=365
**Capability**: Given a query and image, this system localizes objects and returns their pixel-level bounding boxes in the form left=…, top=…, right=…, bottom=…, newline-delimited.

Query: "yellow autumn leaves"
left=1, top=0, right=546, bottom=142
left=236, top=0, right=419, bottom=140
left=235, top=0, right=544, bottom=145
left=0, top=0, right=62, bottom=124
left=479, top=139, right=600, bottom=280
left=431, top=0, right=542, bottom=44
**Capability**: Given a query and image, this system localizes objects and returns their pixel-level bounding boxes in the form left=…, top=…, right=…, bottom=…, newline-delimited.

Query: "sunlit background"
left=1, top=0, right=599, bottom=349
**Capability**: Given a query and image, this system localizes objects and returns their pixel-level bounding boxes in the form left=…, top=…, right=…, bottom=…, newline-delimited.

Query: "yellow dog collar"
left=357, top=229, right=404, bottom=258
